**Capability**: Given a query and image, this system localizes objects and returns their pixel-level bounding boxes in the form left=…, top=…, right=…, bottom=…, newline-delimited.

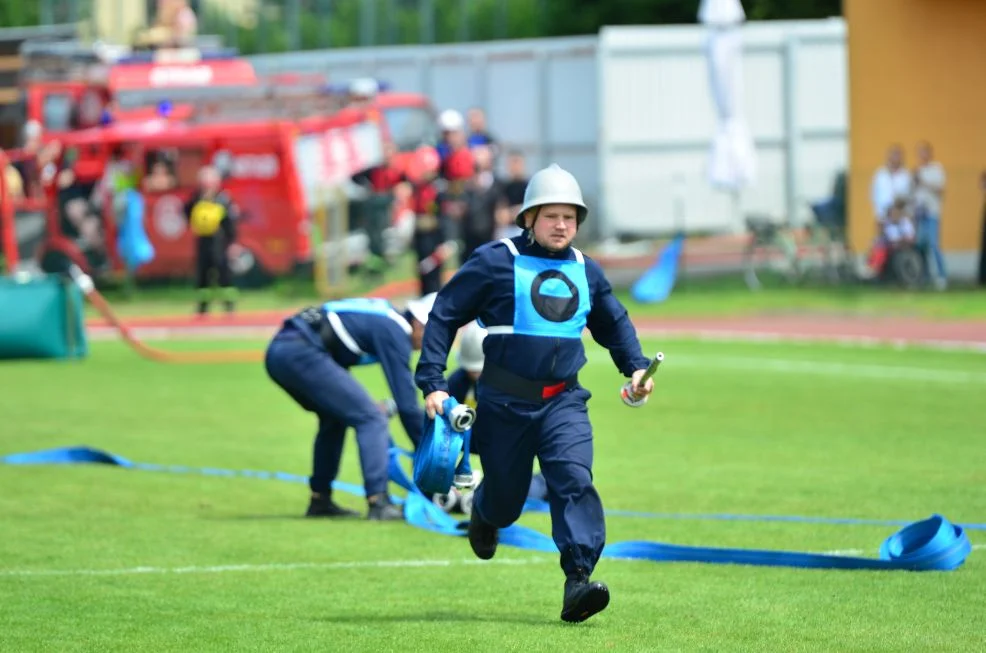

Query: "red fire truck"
left=21, top=41, right=263, bottom=135
left=5, top=40, right=442, bottom=286
left=31, top=108, right=384, bottom=284
left=20, top=40, right=439, bottom=155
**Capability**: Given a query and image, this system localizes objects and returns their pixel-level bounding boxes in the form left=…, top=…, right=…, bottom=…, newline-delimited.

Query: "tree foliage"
left=220, top=0, right=842, bottom=53
left=0, top=1, right=41, bottom=28
left=542, top=0, right=841, bottom=35
left=0, top=0, right=841, bottom=52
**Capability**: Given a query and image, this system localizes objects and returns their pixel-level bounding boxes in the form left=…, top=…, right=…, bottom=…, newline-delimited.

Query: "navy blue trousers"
left=472, top=384, right=605, bottom=579
left=264, top=325, right=390, bottom=498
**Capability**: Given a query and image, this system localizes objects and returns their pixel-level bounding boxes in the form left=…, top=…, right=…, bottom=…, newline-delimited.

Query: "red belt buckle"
left=541, top=382, right=566, bottom=400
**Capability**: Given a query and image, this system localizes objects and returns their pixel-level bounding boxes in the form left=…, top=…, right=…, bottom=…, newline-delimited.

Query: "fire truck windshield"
left=42, top=93, right=75, bottom=130
left=381, top=106, right=437, bottom=152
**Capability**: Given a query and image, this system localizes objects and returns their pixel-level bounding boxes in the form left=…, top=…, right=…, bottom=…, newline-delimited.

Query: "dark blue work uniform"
left=266, top=298, right=424, bottom=499
left=415, top=236, right=649, bottom=579
left=448, top=365, right=548, bottom=499
left=447, top=368, right=477, bottom=408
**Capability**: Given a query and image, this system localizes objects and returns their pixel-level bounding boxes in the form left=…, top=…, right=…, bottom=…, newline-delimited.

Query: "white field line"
left=0, top=556, right=553, bottom=578
left=86, top=326, right=277, bottom=341
left=581, top=350, right=986, bottom=384
left=4, top=545, right=982, bottom=577
left=82, top=329, right=986, bottom=382
left=634, top=328, right=986, bottom=353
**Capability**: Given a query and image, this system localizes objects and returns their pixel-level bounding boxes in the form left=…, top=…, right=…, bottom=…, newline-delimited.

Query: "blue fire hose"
left=2, top=446, right=975, bottom=572
left=413, top=397, right=475, bottom=495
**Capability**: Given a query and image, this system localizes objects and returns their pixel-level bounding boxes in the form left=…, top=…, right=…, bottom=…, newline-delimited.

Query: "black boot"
left=561, top=569, right=610, bottom=623
left=305, top=493, right=360, bottom=518
left=467, top=507, right=498, bottom=560
left=367, top=493, right=404, bottom=521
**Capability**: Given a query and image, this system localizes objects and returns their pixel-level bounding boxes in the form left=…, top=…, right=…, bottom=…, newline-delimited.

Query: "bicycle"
left=742, top=214, right=857, bottom=291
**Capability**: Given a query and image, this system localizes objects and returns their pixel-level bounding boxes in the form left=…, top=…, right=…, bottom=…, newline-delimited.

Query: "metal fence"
left=597, top=19, right=847, bottom=238
left=17, top=5, right=850, bottom=240
left=249, top=19, right=848, bottom=239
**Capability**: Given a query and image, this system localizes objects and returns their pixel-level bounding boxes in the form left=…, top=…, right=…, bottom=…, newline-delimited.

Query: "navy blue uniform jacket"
left=290, top=306, right=423, bottom=445
left=415, top=236, right=650, bottom=396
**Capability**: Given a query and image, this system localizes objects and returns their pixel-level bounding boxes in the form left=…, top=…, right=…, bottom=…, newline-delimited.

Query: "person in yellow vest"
left=184, top=166, right=240, bottom=315
left=3, top=158, right=23, bottom=201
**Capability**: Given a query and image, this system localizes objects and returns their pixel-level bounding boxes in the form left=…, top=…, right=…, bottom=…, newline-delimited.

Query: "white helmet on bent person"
left=405, top=292, right=438, bottom=326
left=456, top=321, right=487, bottom=373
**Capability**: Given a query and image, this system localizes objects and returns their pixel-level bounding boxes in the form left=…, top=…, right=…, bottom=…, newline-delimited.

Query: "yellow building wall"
left=845, top=0, right=986, bottom=252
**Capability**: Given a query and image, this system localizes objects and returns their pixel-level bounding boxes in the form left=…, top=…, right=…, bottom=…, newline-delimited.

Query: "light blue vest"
left=487, top=238, right=591, bottom=339
left=321, top=298, right=398, bottom=365
left=322, top=298, right=393, bottom=316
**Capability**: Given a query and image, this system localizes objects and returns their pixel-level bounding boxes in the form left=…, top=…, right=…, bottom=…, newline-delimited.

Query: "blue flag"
left=116, top=190, right=155, bottom=272
left=631, top=234, right=684, bottom=304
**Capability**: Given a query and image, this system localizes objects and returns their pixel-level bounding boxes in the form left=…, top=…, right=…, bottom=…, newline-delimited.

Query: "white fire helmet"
left=456, top=321, right=487, bottom=373
left=515, top=163, right=588, bottom=228
left=406, top=292, right=437, bottom=326
left=438, top=109, right=465, bottom=132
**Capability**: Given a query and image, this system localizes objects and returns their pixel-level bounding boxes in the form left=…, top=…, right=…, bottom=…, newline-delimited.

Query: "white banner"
left=294, top=120, right=386, bottom=210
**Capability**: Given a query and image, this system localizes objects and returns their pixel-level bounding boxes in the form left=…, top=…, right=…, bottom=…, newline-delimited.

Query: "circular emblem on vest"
left=531, top=271, right=580, bottom=323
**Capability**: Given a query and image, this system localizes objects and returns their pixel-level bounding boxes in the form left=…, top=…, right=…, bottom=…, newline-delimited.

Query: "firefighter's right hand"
left=436, top=242, right=455, bottom=262
left=425, top=391, right=450, bottom=419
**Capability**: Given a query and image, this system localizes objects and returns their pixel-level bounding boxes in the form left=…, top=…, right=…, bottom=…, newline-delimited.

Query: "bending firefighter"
left=265, top=294, right=436, bottom=520
left=185, top=166, right=240, bottom=315
left=415, top=163, right=655, bottom=623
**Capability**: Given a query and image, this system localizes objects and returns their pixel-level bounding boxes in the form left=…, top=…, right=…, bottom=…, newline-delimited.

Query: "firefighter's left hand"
left=227, top=243, right=244, bottom=260
left=630, top=369, right=655, bottom=399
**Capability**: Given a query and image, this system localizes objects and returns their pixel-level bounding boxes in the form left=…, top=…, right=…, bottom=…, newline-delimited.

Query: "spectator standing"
left=496, top=150, right=528, bottom=240
left=467, top=108, right=498, bottom=159
left=459, top=145, right=505, bottom=265
left=912, top=141, right=947, bottom=289
left=871, top=144, right=911, bottom=222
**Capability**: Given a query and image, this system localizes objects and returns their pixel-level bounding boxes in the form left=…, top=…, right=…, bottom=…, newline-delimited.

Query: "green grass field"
left=2, top=337, right=985, bottom=652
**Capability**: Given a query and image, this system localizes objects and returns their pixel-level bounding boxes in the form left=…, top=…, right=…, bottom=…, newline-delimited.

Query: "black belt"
left=293, top=307, right=345, bottom=359
left=480, top=361, right=578, bottom=403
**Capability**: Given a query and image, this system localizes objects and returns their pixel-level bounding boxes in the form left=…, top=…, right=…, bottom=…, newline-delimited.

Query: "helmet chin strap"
left=525, top=207, right=541, bottom=246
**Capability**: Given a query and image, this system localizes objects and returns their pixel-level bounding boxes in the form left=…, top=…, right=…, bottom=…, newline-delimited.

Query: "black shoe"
left=367, top=494, right=404, bottom=521
left=467, top=507, right=498, bottom=560
left=561, top=571, right=610, bottom=623
left=305, top=494, right=360, bottom=518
